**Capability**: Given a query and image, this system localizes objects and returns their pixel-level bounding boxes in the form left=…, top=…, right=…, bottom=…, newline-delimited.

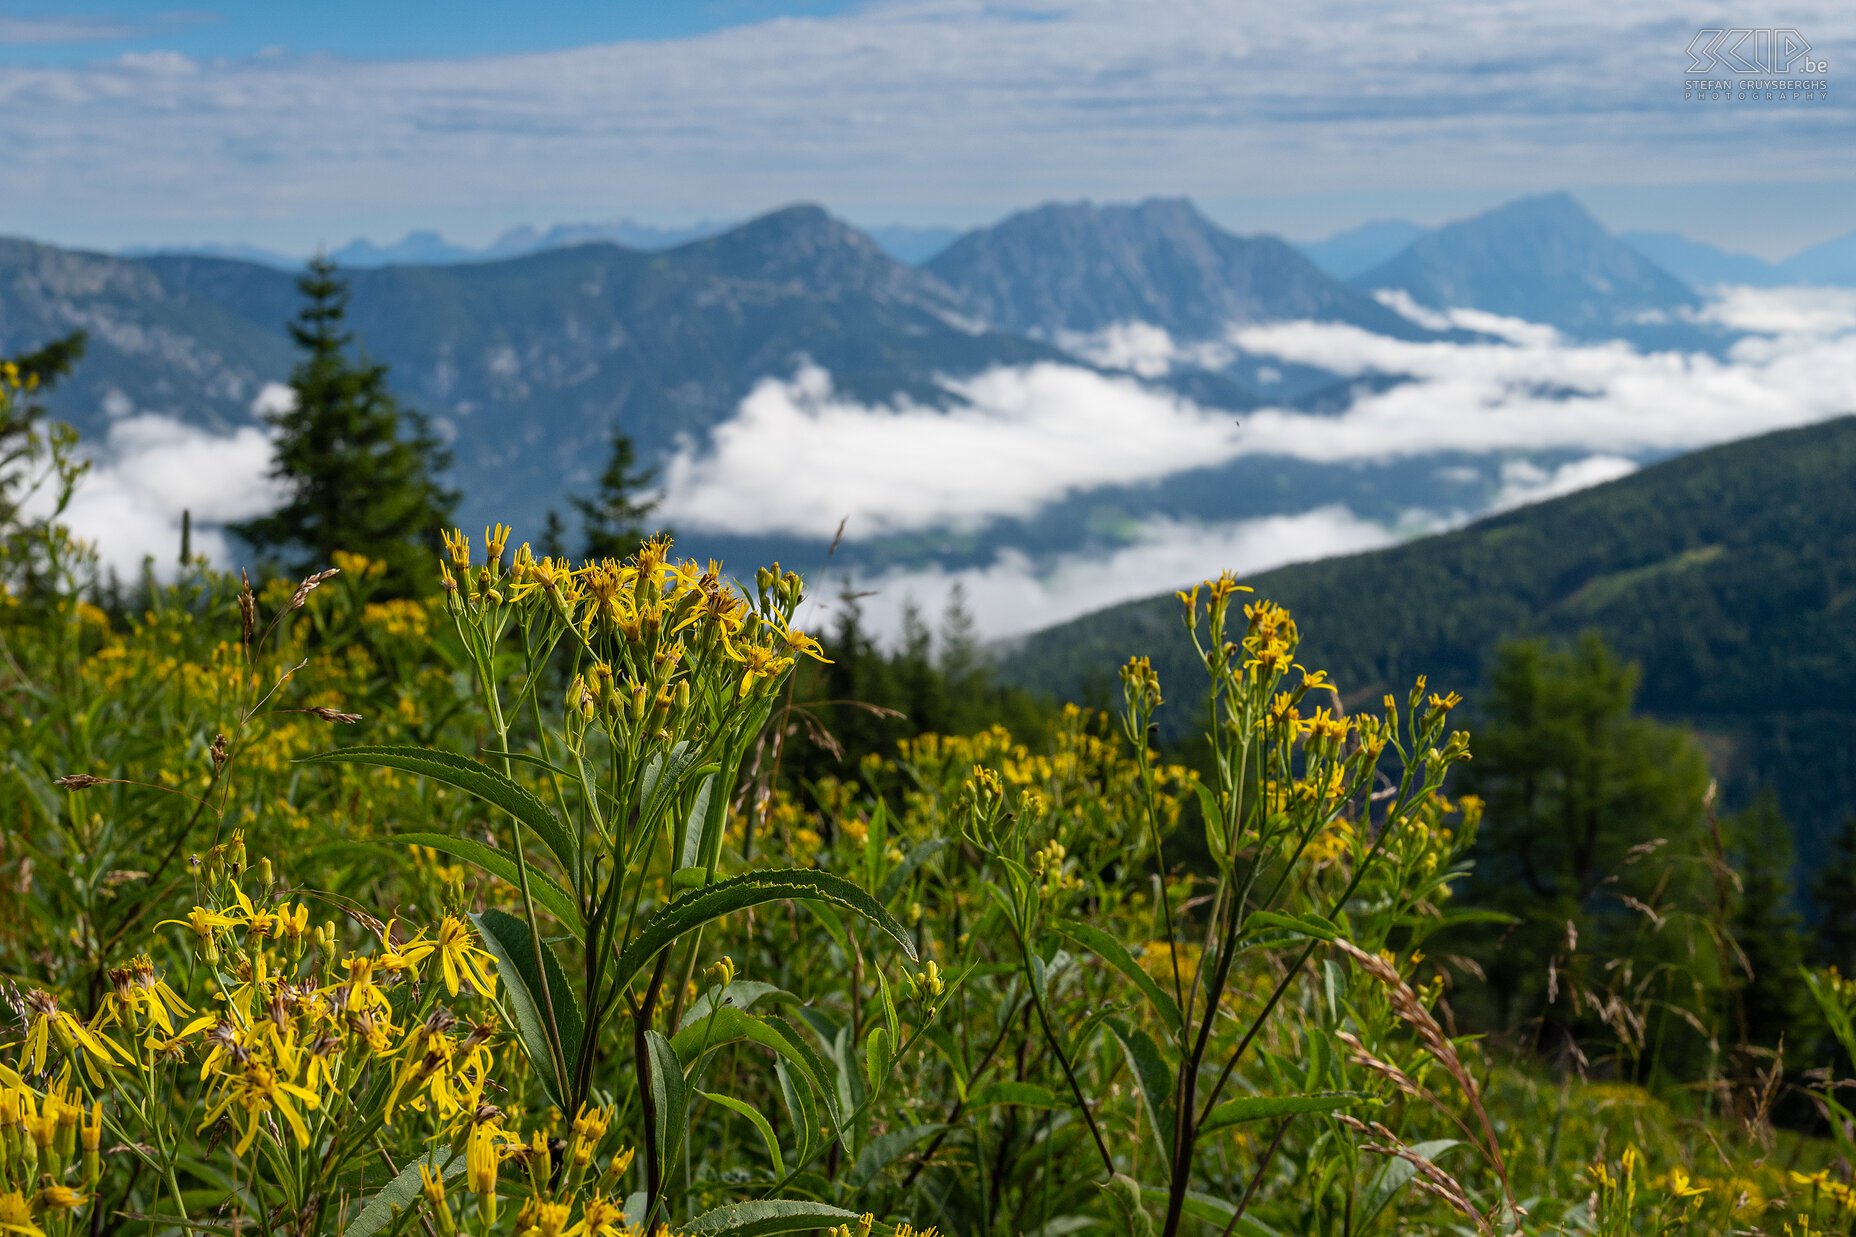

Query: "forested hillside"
left=1004, top=416, right=1856, bottom=862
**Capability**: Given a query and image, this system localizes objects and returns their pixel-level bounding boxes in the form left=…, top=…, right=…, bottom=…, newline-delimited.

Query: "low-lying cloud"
left=817, top=507, right=1410, bottom=645
left=664, top=285, right=1856, bottom=544
left=24, top=413, right=283, bottom=579
left=658, top=362, right=1248, bottom=539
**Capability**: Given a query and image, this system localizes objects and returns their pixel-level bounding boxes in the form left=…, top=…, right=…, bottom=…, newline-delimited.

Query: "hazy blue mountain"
left=119, top=240, right=298, bottom=269
left=328, top=230, right=481, bottom=267
left=1001, top=416, right=1856, bottom=864
left=1620, top=231, right=1780, bottom=288
left=1778, top=228, right=1856, bottom=285
left=1297, top=219, right=1429, bottom=279
left=1356, top=193, right=1700, bottom=336
left=927, top=197, right=1437, bottom=342
left=93, top=206, right=1070, bottom=529
left=865, top=225, right=962, bottom=264
left=482, top=219, right=736, bottom=258
left=0, top=237, right=293, bottom=429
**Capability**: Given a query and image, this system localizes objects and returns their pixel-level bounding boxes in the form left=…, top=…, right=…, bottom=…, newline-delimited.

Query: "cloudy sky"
left=3, top=0, right=1855, bottom=256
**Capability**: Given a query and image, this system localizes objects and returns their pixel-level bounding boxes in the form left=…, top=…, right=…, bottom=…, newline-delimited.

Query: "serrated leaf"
left=343, top=1151, right=461, bottom=1237
left=611, top=868, right=916, bottom=995
left=303, top=745, right=578, bottom=874
left=681, top=1200, right=864, bottom=1235
left=676, top=981, right=793, bottom=1033
left=383, top=832, right=581, bottom=934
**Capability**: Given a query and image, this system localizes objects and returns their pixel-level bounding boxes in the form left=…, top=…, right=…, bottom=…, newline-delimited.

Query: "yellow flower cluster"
left=444, top=529, right=827, bottom=722
left=0, top=1071, right=99, bottom=1236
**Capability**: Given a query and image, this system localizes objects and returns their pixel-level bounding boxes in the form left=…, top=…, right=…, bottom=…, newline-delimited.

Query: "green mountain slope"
left=1002, top=417, right=1856, bottom=861
left=0, top=237, right=294, bottom=429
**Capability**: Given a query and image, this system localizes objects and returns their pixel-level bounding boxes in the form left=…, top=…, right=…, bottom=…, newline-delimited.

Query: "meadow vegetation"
left=1, top=298, right=1854, bottom=1235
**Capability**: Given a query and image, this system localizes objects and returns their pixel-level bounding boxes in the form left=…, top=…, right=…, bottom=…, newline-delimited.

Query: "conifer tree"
left=573, top=430, right=663, bottom=561
left=1725, top=794, right=1807, bottom=1048
left=233, top=258, right=455, bottom=595
left=1814, top=815, right=1856, bottom=974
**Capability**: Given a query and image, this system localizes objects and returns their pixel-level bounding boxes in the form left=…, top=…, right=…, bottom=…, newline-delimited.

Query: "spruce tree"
left=1726, top=794, right=1807, bottom=1048
left=1814, top=816, right=1856, bottom=974
left=233, top=258, right=455, bottom=595
left=573, top=430, right=663, bottom=561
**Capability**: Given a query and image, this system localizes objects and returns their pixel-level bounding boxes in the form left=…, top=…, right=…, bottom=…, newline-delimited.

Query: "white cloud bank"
left=660, top=283, right=1856, bottom=638
left=664, top=285, right=1856, bottom=541
left=658, top=362, right=1248, bottom=538
left=24, top=413, right=283, bottom=579
left=38, top=286, right=1856, bottom=638
left=822, top=507, right=1412, bottom=645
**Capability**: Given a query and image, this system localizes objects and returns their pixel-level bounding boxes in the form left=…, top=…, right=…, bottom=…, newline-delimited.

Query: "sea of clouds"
left=36, top=287, right=1856, bottom=638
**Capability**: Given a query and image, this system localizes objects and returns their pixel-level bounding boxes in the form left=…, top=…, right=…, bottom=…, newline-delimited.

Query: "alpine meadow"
left=3, top=4, right=1856, bottom=1235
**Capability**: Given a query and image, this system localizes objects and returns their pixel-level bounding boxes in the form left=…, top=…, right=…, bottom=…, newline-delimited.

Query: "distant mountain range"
left=925, top=197, right=1433, bottom=342
left=1621, top=229, right=1856, bottom=288
left=6, top=187, right=1847, bottom=584
left=1297, top=219, right=1431, bottom=280
left=999, top=417, right=1856, bottom=867
left=1351, top=193, right=1700, bottom=337
left=1292, top=211, right=1856, bottom=292
left=125, top=219, right=962, bottom=270
left=15, top=196, right=1528, bottom=537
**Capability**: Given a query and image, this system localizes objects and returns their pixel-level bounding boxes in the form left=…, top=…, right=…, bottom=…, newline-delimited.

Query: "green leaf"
left=610, top=868, right=917, bottom=995
left=878, top=837, right=949, bottom=904
left=343, top=1151, right=461, bottom=1237
left=1199, top=1091, right=1367, bottom=1136
left=676, top=981, right=794, bottom=1033
left=1052, top=917, right=1184, bottom=1033
left=677, top=773, right=717, bottom=872
left=1106, top=1018, right=1177, bottom=1170
left=1104, top=1173, right=1157, bottom=1237
left=697, top=1089, right=786, bottom=1178
left=1137, top=1185, right=1280, bottom=1237
left=864, top=1025, right=892, bottom=1092
left=968, top=1081, right=1060, bottom=1109
left=472, top=909, right=582, bottom=1106
left=1358, top=1138, right=1462, bottom=1231
left=646, top=1029, right=688, bottom=1180
left=383, top=832, right=581, bottom=934
left=850, top=1122, right=945, bottom=1188
left=1195, top=780, right=1228, bottom=869
left=1242, top=909, right=1340, bottom=943
left=671, top=1006, right=845, bottom=1132
left=304, top=745, right=579, bottom=875
left=681, top=1200, right=864, bottom=1235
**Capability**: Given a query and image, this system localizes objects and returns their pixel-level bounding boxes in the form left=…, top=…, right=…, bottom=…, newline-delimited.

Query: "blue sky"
left=0, top=3, right=861, bottom=62
left=3, top=1, right=1854, bottom=257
